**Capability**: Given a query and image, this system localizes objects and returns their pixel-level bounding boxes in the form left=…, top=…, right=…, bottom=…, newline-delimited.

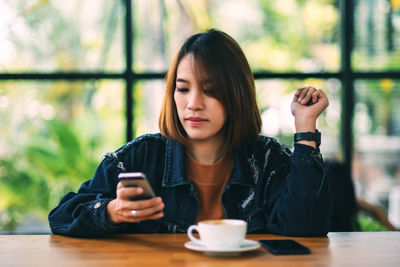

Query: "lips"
left=185, top=116, right=208, bottom=126
left=187, top=116, right=207, bottom=121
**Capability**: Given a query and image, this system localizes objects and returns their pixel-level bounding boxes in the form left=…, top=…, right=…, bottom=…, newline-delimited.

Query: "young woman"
left=48, top=29, right=331, bottom=237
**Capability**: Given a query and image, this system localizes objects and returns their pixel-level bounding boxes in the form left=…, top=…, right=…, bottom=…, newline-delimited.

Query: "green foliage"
left=0, top=119, right=98, bottom=231
left=0, top=157, right=50, bottom=230
left=357, top=214, right=390, bottom=232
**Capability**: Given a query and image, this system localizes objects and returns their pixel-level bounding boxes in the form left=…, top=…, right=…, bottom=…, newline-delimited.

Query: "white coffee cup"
left=187, top=219, right=247, bottom=249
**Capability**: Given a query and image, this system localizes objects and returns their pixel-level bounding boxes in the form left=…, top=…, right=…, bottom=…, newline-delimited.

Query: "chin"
left=186, top=134, right=209, bottom=141
left=185, top=130, right=211, bottom=141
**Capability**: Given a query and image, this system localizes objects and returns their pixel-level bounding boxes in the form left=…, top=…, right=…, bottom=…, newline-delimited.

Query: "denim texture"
left=48, top=133, right=331, bottom=237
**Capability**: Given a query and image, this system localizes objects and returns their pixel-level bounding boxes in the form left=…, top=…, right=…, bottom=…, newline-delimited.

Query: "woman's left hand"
left=291, top=86, right=329, bottom=132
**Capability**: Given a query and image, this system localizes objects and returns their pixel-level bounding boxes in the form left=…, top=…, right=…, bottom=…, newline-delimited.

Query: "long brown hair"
left=159, top=29, right=261, bottom=152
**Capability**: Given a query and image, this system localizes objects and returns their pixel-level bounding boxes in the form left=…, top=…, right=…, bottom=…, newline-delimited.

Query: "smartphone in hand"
left=118, top=172, right=156, bottom=201
left=259, top=239, right=311, bottom=255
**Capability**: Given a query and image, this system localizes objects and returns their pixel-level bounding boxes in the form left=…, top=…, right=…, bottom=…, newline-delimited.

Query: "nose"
left=187, top=89, right=204, bottom=111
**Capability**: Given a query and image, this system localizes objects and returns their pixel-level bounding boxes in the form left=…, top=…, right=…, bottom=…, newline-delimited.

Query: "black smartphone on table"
left=118, top=172, right=156, bottom=201
left=259, top=239, right=311, bottom=255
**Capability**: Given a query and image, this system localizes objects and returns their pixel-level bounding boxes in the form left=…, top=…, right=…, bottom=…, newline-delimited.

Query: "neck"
left=187, top=137, right=226, bottom=164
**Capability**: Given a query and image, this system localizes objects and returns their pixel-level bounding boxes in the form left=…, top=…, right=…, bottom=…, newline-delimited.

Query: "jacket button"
left=94, top=202, right=101, bottom=209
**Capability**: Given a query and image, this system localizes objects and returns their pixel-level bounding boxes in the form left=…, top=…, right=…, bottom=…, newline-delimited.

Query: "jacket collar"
left=161, top=138, right=255, bottom=188
left=230, top=147, right=256, bottom=187
left=161, top=138, right=191, bottom=187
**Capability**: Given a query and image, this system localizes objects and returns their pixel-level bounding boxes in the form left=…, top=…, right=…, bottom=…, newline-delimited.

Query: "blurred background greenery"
left=0, top=0, right=399, bottom=232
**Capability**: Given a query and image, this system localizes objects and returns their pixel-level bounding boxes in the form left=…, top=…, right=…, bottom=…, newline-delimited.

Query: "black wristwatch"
left=294, top=129, right=321, bottom=147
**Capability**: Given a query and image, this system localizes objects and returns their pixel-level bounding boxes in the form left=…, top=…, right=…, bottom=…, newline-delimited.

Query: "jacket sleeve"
left=48, top=154, right=129, bottom=237
left=265, top=143, right=332, bottom=237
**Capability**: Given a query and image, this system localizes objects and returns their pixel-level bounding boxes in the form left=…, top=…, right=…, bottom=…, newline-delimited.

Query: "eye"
left=176, top=87, right=189, bottom=93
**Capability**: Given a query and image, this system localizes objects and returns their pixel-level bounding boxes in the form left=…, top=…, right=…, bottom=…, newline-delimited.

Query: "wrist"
left=106, top=199, right=120, bottom=225
left=294, top=118, right=316, bottom=132
left=296, top=140, right=317, bottom=148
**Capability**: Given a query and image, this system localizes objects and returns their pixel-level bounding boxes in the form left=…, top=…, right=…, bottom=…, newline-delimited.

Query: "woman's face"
left=174, top=54, right=226, bottom=145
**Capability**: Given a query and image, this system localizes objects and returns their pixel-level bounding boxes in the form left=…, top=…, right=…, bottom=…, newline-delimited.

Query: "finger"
left=125, top=211, right=165, bottom=223
left=298, top=87, right=311, bottom=102
left=294, top=87, right=306, bottom=96
left=117, top=182, right=124, bottom=189
left=312, top=90, right=329, bottom=107
left=130, top=202, right=165, bottom=218
left=118, top=186, right=144, bottom=200
left=311, top=90, right=322, bottom=103
left=323, top=90, right=329, bottom=106
left=126, top=197, right=163, bottom=210
left=293, top=87, right=306, bottom=102
left=300, top=87, right=317, bottom=104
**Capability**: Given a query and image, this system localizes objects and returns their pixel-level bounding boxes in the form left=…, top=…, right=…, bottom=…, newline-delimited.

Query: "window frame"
left=0, top=0, right=399, bottom=179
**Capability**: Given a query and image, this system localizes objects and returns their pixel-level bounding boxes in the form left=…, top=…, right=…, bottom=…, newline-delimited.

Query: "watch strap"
left=294, top=129, right=321, bottom=147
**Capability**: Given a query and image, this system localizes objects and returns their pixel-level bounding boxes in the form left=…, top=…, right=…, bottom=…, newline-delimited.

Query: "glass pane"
left=134, top=80, right=165, bottom=137
left=0, top=80, right=124, bottom=233
left=353, top=0, right=400, bottom=71
left=255, top=78, right=341, bottom=157
left=353, top=79, right=400, bottom=223
left=0, top=0, right=124, bottom=72
left=133, top=0, right=339, bottom=73
left=133, top=78, right=341, bottom=160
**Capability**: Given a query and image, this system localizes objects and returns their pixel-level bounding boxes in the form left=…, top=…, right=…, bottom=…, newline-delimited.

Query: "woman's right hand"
left=106, top=182, right=165, bottom=224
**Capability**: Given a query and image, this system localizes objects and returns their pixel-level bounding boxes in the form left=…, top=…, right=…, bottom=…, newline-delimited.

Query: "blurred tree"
left=0, top=0, right=121, bottom=231
left=0, top=119, right=99, bottom=231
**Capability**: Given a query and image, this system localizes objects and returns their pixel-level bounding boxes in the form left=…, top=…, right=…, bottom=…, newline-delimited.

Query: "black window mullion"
left=340, top=0, right=355, bottom=179
left=124, top=0, right=133, bottom=142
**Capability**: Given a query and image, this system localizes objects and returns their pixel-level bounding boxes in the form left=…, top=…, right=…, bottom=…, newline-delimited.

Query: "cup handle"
left=187, top=225, right=202, bottom=244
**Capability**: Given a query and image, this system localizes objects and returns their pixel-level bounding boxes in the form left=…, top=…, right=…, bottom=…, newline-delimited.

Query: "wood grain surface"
left=0, top=232, right=399, bottom=266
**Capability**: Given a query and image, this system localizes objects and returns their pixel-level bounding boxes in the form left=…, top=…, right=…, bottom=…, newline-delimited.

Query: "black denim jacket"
left=48, top=133, right=331, bottom=237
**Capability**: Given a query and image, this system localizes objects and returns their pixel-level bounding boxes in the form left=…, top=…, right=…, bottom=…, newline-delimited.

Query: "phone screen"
left=259, top=239, right=311, bottom=255
left=118, top=172, right=156, bottom=200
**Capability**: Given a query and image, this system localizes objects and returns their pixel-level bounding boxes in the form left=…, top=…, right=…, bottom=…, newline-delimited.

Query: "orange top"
left=185, top=152, right=234, bottom=223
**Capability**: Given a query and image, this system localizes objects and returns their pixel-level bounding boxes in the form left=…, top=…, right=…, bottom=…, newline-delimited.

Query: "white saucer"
left=184, top=239, right=260, bottom=256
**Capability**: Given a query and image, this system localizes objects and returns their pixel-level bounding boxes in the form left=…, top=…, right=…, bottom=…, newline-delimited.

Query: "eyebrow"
left=176, top=78, right=188, bottom=83
left=176, top=78, right=213, bottom=84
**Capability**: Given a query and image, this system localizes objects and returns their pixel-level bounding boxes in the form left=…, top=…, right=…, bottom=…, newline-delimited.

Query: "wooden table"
left=0, top=232, right=399, bottom=266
